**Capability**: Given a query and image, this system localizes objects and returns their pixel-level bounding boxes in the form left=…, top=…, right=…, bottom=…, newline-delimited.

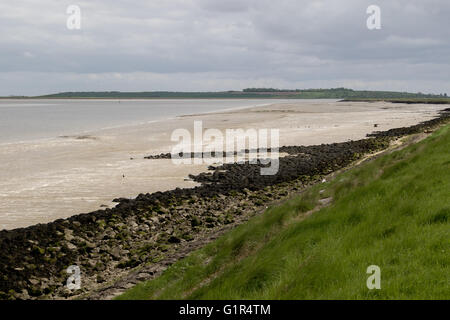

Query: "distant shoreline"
left=1, top=88, right=447, bottom=100
left=341, top=98, right=450, bottom=104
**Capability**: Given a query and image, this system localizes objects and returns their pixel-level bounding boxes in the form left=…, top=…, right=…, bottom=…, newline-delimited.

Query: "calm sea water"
left=0, top=99, right=292, bottom=143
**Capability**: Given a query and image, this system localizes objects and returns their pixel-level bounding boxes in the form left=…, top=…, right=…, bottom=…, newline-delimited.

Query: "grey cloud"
left=0, top=0, right=449, bottom=95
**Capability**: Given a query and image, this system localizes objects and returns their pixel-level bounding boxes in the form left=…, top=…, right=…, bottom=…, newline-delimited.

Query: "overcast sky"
left=0, top=0, right=449, bottom=96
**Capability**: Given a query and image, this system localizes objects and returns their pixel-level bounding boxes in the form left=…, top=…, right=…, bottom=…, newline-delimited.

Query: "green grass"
left=118, top=125, right=450, bottom=300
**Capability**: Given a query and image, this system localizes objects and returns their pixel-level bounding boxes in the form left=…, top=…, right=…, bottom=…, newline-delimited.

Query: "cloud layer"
left=0, top=0, right=449, bottom=95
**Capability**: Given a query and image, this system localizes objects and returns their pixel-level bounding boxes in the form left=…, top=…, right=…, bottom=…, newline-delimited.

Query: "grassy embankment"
left=118, top=125, right=450, bottom=300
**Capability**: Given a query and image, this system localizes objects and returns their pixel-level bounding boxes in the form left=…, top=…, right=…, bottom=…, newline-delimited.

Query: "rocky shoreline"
left=0, top=108, right=448, bottom=300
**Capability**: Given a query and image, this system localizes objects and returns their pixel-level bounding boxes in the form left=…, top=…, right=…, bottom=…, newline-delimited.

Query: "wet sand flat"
left=0, top=100, right=443, bottom=230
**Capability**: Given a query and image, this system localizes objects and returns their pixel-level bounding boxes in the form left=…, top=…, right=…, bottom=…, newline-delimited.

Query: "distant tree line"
left=26, top=88, right=446, bottom=100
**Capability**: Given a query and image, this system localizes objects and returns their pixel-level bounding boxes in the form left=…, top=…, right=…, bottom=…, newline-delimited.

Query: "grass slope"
left=118, top=126, right=450, bottom=300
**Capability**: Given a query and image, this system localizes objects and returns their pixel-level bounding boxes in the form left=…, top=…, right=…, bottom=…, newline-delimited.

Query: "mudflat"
left=0, top=100, right=443, bottom=230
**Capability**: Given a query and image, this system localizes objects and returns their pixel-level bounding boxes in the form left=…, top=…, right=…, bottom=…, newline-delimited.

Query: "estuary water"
left=0, top=99, right=292, bottom=144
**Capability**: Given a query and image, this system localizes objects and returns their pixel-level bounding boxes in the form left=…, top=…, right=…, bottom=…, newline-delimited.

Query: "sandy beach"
left=0, top=100, right=443, bottom=230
